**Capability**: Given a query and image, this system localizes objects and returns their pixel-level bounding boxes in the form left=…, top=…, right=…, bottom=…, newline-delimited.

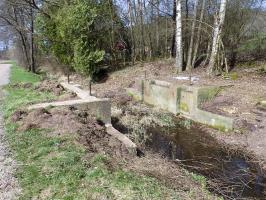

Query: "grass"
left=9, top=62, right=41, bottom=84
left=1, top=63, right=54, bottom=118
left=1, top=63, right=183, bottom=199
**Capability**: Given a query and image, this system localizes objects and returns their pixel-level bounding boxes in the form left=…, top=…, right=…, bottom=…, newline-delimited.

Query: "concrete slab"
left=61, top=82, right=96, bottom=99
left=143, top=80, right=181, bottom=114
left=28, top=98, right=111, bottom=124
left=105, top=124, right=137, bottom=154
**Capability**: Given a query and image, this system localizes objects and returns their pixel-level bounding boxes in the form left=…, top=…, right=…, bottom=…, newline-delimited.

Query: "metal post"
left=89, top=80, right=92, bottom=96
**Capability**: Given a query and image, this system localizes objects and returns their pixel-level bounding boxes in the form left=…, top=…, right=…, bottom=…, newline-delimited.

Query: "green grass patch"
left=2, top=87, right=54, bottom=118
left=2, top=63, right=54, bottom=118
left=9, top=62, right=41, bottom=84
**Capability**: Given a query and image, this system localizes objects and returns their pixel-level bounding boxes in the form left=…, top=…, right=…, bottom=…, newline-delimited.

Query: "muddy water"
left=146, top=126, right=266, bottom=199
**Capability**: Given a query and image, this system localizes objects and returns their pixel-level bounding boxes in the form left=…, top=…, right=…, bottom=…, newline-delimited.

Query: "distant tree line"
left=0, top=0, right=265, bottom=77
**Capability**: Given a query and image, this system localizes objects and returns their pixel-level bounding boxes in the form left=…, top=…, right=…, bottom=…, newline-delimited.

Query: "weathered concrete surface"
left=127, top=79, right=234, bottom=131
left=0, top=62, right=21, bottom=200
left=61, top=82, right=96, bottom=99
left=29, top=98, right=111, bottom=124
left=105, top=124, right=137, bottom=154
left=30, top=82, right=138, bottom=153
left=143, top=80, right=181, bottom=114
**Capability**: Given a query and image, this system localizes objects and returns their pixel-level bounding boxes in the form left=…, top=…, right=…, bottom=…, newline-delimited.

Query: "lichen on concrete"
left=180, top=102, right=189, bottom=113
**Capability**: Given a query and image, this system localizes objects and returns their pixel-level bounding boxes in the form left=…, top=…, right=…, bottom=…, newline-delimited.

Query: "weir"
left=127, top=79, right=234, bottom=131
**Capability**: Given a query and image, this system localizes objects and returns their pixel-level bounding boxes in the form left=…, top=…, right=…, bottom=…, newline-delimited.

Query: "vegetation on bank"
left=0, top=63, right=217, bottom=199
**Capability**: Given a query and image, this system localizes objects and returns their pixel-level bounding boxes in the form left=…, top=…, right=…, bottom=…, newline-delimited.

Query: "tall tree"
left=186, top=0, right=199, bottom=70
left=30, top=7, right=35, bottom=73
left=192, top=0, right=206, bottom=67
left=175, top=0, right=183, bottom=72
left=207, top=0, right=228, bottom=75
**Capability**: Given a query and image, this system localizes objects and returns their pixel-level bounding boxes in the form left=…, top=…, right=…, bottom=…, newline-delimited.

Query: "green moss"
left=223, top=72, right=239, bottom=80
left=180, top=102, right=189, bottom=112
left=212, top=124, right=227, bottom=132
left=127, top=89, right=142, bottom=101
left=259, top=100, right=266, bottom=108
left=230, top=72, right=238, bottom=80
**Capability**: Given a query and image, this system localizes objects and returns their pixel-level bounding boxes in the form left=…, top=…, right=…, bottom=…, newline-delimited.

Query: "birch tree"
left=175, top=0, right=183, bottom=73
left=207, top=0, right=228, bottom=75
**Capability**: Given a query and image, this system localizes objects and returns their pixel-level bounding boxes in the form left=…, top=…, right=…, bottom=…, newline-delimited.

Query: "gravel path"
left=0, top=61, right=21, bottom=200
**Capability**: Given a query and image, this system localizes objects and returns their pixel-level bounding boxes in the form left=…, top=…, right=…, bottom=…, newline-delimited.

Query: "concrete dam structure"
left=127, top=79, right=234, bottom=132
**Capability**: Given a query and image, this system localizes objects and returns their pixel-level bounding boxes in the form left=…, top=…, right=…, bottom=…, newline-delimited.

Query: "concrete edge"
left=61, top=82, right=91, bottom=99
left=28, top=98, right=110, bottom=110
left=192, top=109, right=233, bottom=132
left=105, top=124, right=137, bottom=155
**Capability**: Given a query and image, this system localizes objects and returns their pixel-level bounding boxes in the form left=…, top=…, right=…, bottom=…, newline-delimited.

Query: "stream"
left=113, top=114, right=265, bottom=199
left=145, top=125, right=266, bottom=199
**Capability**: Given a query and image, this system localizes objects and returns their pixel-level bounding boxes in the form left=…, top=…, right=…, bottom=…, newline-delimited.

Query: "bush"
left=37, top=0, right=105, bottom=78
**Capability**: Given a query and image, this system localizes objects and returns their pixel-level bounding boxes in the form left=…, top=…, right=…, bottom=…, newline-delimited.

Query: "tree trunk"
left=186, top=0, right=199, bottom=70
left=171, top=0, right=176, bottom=57
left=137, top=0, right=145, bottom=60
left=192, top=0, right=206, bottom=67
left=156, top=0, right=160, bottom=55
left=127, top=0, right=135, bottom=65
left=207, top=0, right=227, bottom=75
left=175, top=0, right=183, bottom=73
left=18, top=31, right=30, bottom=68
left=30, top=8, right=36, bottom=73
left=165, top=16, right=169, bottom=58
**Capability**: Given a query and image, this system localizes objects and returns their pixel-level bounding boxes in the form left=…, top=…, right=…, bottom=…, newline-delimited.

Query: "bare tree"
left=186, top=0, right=199, bottom=70
left=192, top=0, right=206, bottom=67
left=175, top=0, right=183, bottom=72
left=207, top=0, right=228, bottom=75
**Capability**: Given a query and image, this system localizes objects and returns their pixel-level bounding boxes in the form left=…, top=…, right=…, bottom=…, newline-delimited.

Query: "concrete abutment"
left=127, top=79, right=233, bottom=131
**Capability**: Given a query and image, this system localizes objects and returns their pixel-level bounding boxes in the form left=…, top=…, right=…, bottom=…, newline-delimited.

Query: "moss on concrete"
left=176, top=88, right=182, bottom=112
left=180, top=102, right=189, bottom=113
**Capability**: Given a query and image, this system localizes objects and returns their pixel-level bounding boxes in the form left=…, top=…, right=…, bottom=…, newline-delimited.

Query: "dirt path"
left=0, top=61, right=21, bottom=200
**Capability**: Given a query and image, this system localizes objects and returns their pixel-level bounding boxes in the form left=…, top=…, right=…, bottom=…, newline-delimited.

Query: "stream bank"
left=112, top=102, right=266, bottom=200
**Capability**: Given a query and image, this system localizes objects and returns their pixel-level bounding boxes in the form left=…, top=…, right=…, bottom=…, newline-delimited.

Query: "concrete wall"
left=143, top=80, right=181, bottom=114
left=28, top=99, right=111, bottom=124
left=127, top=79, right=234, bottom=131
left=29, top=82, right=137, bottom=154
